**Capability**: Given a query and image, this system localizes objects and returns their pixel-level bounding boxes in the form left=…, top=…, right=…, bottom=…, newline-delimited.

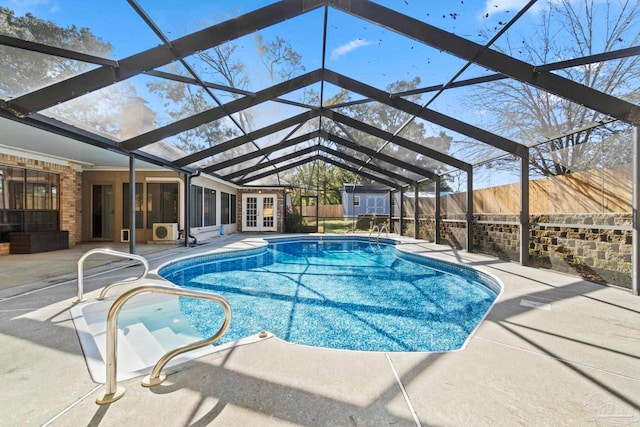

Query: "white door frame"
left=242, top=193, right=277, bottom=232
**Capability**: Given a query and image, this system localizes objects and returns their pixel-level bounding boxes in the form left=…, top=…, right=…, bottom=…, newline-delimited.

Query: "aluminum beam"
left=123, top=69, right=324, bottom=151
left=326, top=133, right=438, bottom=180
left=414, top=184, right=419, bottom=239
left=187, top=113, right=320, bottom=169
left=435, top=176, right=441, bottom=244
left=323, top=110, right=467, bottom=173
left=223, top=144, right=319, bottom=180
left=129, top=155, right=136, bottom=254
left=633, top=126, right=639, bottom=296
left=3, top=0, right=323, bottom=116
left=318, top=145, right=413, bottom=185
left=224, top=143, right=409, bottom=186
left=206, top=131, right=322, bottom=175
left=0, top=34, right=118, bottom=67
left=330, top=0, right=640, bottom=125
left=324, top=70, right=527, bottom=157
left=319, top=156, right=400, bottom=189
left=238, top=156, right=317, bottom=185
left=520, top=151, right=530, bottom=265
left=238, top=153, right=398, bottom=189
left=466, top=166, right=474, bottom=252
left=393, top=44, right=640, bottom=99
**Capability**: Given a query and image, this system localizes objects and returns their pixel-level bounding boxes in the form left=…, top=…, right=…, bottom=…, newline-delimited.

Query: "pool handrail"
left=368, top=225, right=379, bottom=241
left=74, top=248, right=149, bottom=304
left=368, top=224, right=389, bottom=247
left=95, top=284, right=231, bottom=405
left=378, top=224, right=389, bottom=239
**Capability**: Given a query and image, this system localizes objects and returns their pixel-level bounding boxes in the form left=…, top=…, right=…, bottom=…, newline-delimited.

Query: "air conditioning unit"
left=153, top=223, right=179, bottom=241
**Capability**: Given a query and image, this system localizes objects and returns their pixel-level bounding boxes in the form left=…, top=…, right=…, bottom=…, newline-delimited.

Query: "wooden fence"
left=403, top=164, right=632, bottom=215
left=301, top=204, right=343, bottom=218
left=297, top=164, right=632, bottom=218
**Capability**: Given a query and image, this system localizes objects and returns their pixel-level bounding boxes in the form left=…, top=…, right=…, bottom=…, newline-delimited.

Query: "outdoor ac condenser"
left=153, top=223, right=179, bottom=241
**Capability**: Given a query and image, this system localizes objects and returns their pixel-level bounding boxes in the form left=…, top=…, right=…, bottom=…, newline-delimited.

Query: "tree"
left=470, top=0, right=640, bottom=177
left=284, top=161, right=357, bottom=206
left=147, top=31, right=304, bottom=174
left=0, top=7, right=111, bottom=97
left=0, top=7, right=133, bottom=137
left=325, top=78, right=452, bottom=180
left=254, top=34, right=305, bottom=82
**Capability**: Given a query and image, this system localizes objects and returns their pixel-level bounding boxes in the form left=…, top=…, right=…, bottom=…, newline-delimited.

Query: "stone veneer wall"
left=527, top=214, right=632, bottom=287
left=0, top=153, right=81, bottom=246
left=433, top=213, right=633, bottom=288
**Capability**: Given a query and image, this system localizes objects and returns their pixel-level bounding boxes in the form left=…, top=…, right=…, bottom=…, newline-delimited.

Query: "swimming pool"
left=159, top=237, right=501, bottom=352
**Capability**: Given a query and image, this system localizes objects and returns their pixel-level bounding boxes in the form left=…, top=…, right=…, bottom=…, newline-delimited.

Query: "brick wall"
left=1, top=153, right=81, bottom=246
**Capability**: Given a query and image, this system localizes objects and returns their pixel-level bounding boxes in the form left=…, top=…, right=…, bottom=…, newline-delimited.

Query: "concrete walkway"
left=0, top=234, right=639, bottom=426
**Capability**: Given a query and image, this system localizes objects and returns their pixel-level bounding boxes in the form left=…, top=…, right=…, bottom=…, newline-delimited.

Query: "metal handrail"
left=368, top=225, right=379, bottom=242
left=378, top=224, right=389, bottom=240
left=96, top=285, right=231, bottom=405
left=74, top=248, right=149, bottom=304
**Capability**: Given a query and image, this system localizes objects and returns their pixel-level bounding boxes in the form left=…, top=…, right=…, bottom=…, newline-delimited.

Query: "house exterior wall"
left=191, top=174, right=238, bottom=240
left=0, top=152, right=81, bottom=247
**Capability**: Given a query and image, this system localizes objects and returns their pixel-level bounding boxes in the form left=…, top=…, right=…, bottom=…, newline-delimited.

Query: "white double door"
left=242, top=194, right=277, bottom=232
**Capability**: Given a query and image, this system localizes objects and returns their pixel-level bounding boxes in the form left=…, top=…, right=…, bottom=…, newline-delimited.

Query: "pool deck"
left=1, top=233, right=639, bottom=426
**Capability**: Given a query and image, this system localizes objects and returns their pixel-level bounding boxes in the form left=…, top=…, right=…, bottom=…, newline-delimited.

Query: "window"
left=146, top=182, right=178, bottom=228
left=353, top=195, right=360, bottom=206
left=190, top=185, right=216, bottom=227
left=0, top=165, right=59, bottom=241
left=221, top=192, right=236, bottom=225
left=122, top=183, right=143, bottom=229
left=189, top=185, right=203, bottom=227
left=204, top=188, right=216, bottom=226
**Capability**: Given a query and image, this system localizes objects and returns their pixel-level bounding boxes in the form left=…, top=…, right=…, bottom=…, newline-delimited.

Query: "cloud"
left=483, top=0, right=530, bottom=14
left=330, top=39, right=373, bottom=60
left=483, top=0, right=606, bottom=16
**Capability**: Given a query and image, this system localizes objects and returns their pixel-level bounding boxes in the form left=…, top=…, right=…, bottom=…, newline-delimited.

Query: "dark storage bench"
left=9, top=231, right=69, bottom=254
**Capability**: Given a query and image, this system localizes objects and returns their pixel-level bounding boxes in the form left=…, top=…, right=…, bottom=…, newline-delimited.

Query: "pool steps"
left=90, top=306, right=204, bottom=374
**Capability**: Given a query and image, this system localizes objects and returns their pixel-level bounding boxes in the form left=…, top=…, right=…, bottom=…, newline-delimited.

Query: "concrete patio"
left=0, top=234, right=639, bottom=426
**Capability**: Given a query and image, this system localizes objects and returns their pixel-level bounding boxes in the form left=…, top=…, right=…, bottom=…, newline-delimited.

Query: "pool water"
left=160, top=239, right=498, bottom=352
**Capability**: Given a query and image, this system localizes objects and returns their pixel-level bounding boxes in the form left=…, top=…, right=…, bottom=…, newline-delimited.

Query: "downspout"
left=185, top=169, right=202, bottom=246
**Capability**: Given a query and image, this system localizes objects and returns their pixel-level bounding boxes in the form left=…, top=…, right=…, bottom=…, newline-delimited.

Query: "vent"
left=153, top=223, right=179, bottom=241
left=120, top=229, right=130, bottom=243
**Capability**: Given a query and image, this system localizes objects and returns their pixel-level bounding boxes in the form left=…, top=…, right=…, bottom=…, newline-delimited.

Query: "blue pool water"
left=159, top=238, right=499, bottom=352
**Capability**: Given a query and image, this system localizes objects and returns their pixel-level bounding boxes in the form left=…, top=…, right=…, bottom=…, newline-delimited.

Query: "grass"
left=318, top=219, right=367, bottom=233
